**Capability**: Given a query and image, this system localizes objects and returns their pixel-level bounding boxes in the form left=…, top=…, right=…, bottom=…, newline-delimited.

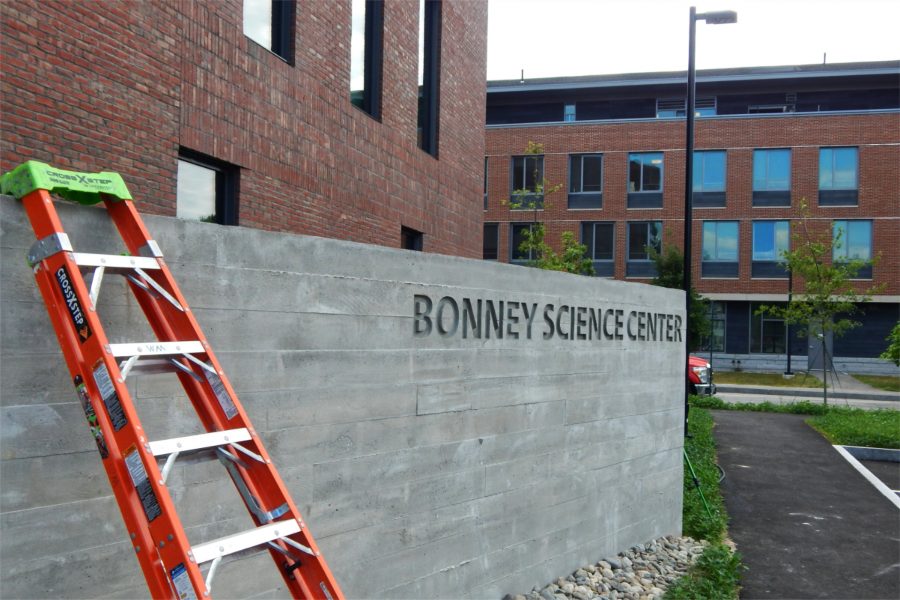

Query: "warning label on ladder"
left=124, top=445, right=162, bottom=521
left=169, top=563, right=198, bottom=600
left=205, top=364, right=238, bottom=420
left=93, top=361, right=127, bottom=431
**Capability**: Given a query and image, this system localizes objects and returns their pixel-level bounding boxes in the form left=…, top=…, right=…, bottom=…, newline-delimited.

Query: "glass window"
left=702, top=221, right=738, bottom=261
left=564, top=104, right=576, bottom=122
left=583, top=222, right=614, bottom=261
left=569, top=154, right=602, bottom=193
left=400, top=226, right=423, bottom=251
left=751, top=302, right=786, bottom=354
left=753, top=149, right=791, bottom=191
left=701, top=301, right=726, bottom=352
left=177, top=161, right=216, bottom=222
left=243, top=0, right=294, bottom=61
left=833, top=220, right=872, bottom=261
left=628, top=221, right=661, bottom=260
left=628, top=153, right=663, bottom=193
left=656, top=97, right=716, bottom=118
left=483, top=157, right=488, bottom=210
left=176, top=151, right=239, bottom=225
left=693, top=151, right=726, bottom=193
left=483, top=223, right=498, bottom=260
left=417, top=0, right=441, bottom=155
left=510, top=223, right=538, bottom=261
left=752, top=221, right=790, bottom=261
left=511, top=155, right=543, bottom=194
left=820, top=147, right=858, bottom=190
left=350, top=0, right=383, bottom=117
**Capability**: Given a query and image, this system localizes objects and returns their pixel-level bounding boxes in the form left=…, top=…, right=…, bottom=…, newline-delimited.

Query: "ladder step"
left=148, top=428, right=252, bottom=457
left=108, top=341, right=205, bottom=358
left=191, top=520, right=302, bottom=565
left=73, top=252, right=161, bottom=271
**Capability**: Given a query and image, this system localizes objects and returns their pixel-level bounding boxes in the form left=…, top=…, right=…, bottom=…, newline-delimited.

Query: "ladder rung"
left=148, top=428, right=252, bottom=457
left=191, top=520, right=302, bottom=565
left=108, top=341, right=204, bottom=358
left=73, top=252, right=161, bottom=271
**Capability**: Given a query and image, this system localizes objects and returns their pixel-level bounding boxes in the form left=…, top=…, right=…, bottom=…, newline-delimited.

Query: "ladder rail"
left=10, top=169, right=343, bottom=600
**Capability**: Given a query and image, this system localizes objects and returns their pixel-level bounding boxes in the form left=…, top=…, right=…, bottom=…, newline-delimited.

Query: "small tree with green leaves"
left=647, top=243, right=710, bottom=351
left=757, top=199, right=883, bottom=403
left=506, top=142, right=594, bottom=276
left=879, top=322, right=900, bottom=367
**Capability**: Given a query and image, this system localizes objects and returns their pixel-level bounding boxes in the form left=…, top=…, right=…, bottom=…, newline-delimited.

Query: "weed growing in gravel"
left=665, top=543, right=743, bottom=600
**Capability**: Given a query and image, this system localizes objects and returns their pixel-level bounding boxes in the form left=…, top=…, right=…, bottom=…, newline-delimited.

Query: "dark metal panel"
left=692, top=191, right=726, bottom=207
left=627, top=192, right=663, bottom=208
left=725, top=301, right=750, bottom=355
left=818, top=189, right=858, bottom=206
left=751, top=261, right=789, bottom=278
left=752, top=190, right=791, bottom=207
left=702, top=261, right=739, bottom=278
left=626, top=261, right=657, bottom=278
left=568, top=192, right=603, bottom=209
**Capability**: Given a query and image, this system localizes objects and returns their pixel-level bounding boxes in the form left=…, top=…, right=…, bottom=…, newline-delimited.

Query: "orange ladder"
left=1, top=161, right=344, bottom=600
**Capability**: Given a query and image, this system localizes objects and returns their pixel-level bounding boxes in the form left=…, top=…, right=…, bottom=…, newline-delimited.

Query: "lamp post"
left=684, top=7, right=737, bottom=436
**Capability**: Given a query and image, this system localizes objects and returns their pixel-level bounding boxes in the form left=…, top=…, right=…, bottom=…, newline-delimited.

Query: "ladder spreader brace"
left=1, top=161, right=343, bottom=600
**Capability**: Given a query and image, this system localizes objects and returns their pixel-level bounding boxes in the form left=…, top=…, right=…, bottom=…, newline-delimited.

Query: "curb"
left=715, top=384, right=899, bottom=402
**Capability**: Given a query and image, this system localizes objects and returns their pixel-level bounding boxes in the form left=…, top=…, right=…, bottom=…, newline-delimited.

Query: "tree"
left=757, top=199, right=883, bottom=403
left=506, top=142, right=594, bottom=276
left=879, top=321, right=900, bottom=367
left=647, top=243, right=710, bottom=351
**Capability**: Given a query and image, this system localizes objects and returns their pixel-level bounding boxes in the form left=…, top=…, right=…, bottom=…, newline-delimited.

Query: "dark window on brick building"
left=417, top=0, right=441, bottom=156
left=581, top=222, right=614, bottom=277
left=833, top=220, right=873, bottom=279
left=510, top=155, right=544, bottom=209
left=701, top=220, right=739, bottom=278
left=628, top=152, right=663, bottom=208
left=483, top=223, right=498, bottom=260
left=483, top=157, right=488, bottom=210
left=176, top=149, right=239, bottom=225
left=350, top=0, right=383, bottom=118
left=569, top=154, right=603, bottom=209
left=243, top=0, right=295, bottom=63
left=752, top=220, right=790, bottom=278
left=510, top=223, right=538, bottom=263
left=626, top=221, right=661, bottom=277
left=401, top=226, right=424, bottom=251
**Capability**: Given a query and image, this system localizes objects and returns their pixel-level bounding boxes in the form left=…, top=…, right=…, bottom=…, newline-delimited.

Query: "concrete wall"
left=0, top=196, right=685, bottom=599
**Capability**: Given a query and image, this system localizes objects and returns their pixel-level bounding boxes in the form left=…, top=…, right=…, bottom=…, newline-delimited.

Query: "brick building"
left=485, top=61, right=900, bottom=373
left=1, top=0, right=488, bottom=257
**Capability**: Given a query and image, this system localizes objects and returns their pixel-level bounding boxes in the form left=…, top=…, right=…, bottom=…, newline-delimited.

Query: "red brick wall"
left=1, top=0, right=487, bottom=258
left=485, top=113, right=900, bottom=296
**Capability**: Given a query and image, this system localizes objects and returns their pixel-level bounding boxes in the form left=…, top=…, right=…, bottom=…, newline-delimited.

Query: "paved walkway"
left=711, top=410, right=900, bottom=599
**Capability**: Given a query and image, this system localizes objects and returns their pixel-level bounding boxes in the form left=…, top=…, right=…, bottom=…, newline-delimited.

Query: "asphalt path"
left=712, top=410, right=900, bottom=599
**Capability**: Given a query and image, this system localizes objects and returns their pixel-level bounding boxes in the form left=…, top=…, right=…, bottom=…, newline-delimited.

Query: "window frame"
left=417, top=0, right=441, bottom=157
left=626, top=221, right=662, bottom=278
left=580, top=221, right=615, bottom=277
left=350, top=0, right=384, bottom=119
left=176, top=148, right=239, bottom=226
left=243, top=0, right=296, bottom=63
left=750, top=302, right=787, bottom=354
left=568, top=153, right=603, bottom=209
left=701, top=220, right=739, bottom=278
left=509, top=222, right=539, bottom=263
left=509, top=154, right=544, bottom=209
left=819, top=147, right=859, bottom=206
left=482, top=222, right=499, bottom=260
left=832, top=219, right=873, bottom=279
left=692, top=150, right=727, bottom=207
left=751, top=220, right=790, bottom=279
left=627, top=152, right=664, bottom=208
left=752, top=148, right=791, bottom=207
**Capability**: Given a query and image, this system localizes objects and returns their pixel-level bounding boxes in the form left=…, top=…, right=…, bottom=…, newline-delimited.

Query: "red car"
left=689, top=355, right=716, bottom=396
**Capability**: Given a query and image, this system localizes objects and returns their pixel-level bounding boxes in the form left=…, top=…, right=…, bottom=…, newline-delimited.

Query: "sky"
left=487, top=0, right=900, bottom=81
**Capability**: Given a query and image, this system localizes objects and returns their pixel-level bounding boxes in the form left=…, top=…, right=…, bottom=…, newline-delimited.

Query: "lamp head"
left=698, top=10, right=738, bottom=24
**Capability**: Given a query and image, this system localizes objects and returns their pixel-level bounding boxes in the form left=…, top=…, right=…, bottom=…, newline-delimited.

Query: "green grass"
left=851, top=373, right=900, bottom=393
left=714, top=370, right=824, bottom=388
left=690, top=395, right=900, bottom=449
left=672, top=407, right=743, bottom=599
left=808, top=408, right=900, bottom=449
left=665, top=543, right=743, bottom=600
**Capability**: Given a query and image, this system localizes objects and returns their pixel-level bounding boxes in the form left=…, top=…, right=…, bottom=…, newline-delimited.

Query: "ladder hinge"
left=27, top=233, right=73, bottom=267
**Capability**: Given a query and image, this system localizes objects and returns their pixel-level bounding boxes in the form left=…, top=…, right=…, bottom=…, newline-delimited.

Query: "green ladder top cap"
left=0, top=160, right=132, bottom=204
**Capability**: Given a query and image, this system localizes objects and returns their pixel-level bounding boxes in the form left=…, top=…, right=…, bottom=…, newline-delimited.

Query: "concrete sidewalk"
left=715, top=372, right=899, bottom=403
left=711, top=410, right=900, bottom=599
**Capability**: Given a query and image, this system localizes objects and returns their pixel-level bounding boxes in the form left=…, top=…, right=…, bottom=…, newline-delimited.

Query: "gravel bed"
left=505, top=535, right=708, bottom=600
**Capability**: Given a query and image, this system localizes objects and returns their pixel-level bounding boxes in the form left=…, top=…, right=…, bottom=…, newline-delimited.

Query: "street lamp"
left=683, top=7, right=736, bottom=436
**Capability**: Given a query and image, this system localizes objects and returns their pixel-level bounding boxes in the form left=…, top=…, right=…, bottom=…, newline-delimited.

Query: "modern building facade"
left=485, top=61, right=900, bottom=373
left=1, top=0, right=488, bottom=257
